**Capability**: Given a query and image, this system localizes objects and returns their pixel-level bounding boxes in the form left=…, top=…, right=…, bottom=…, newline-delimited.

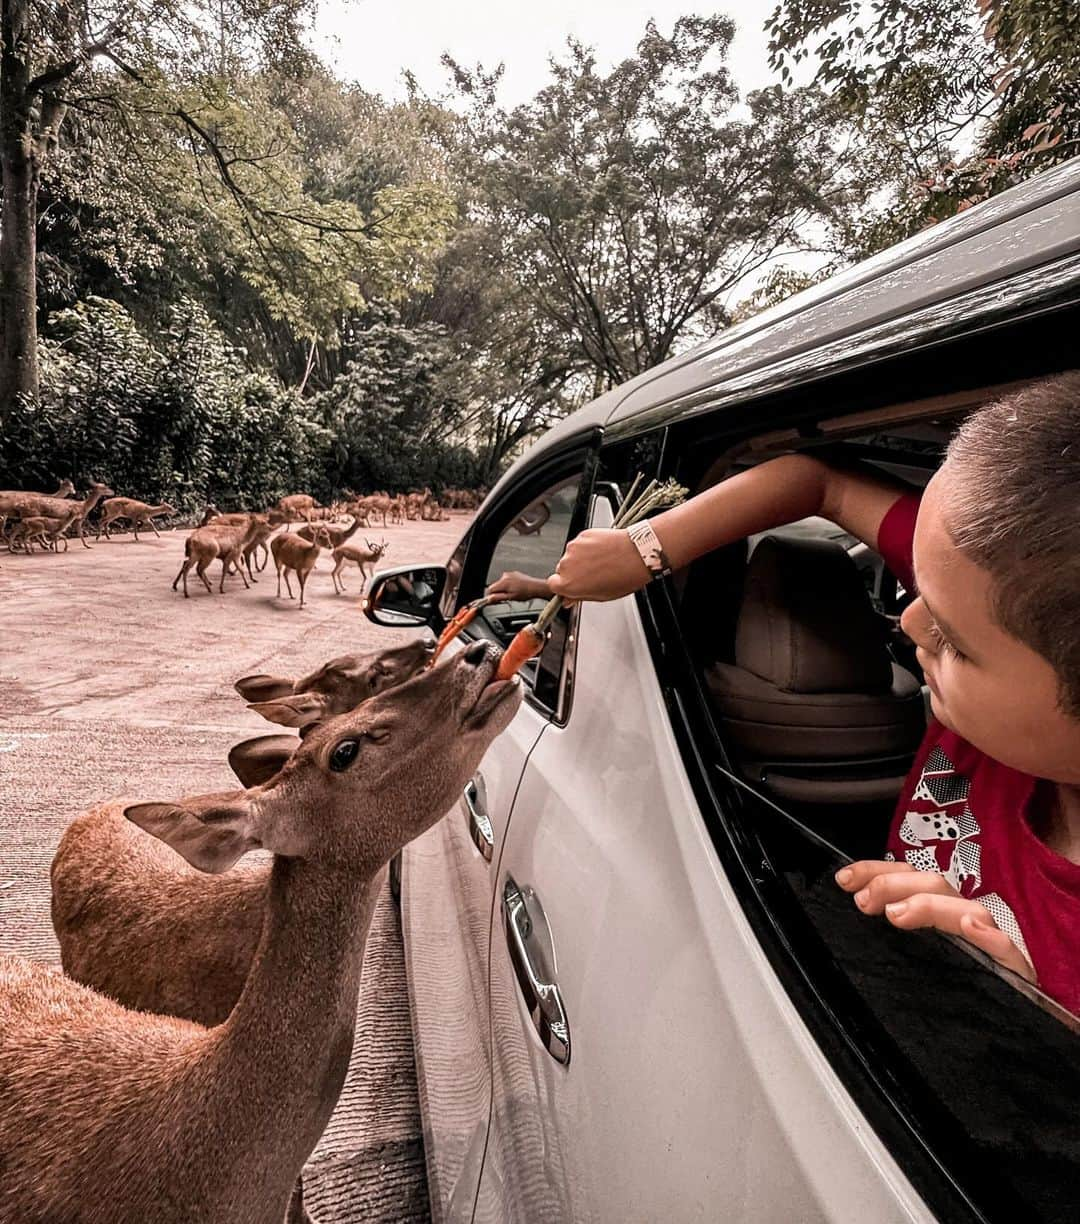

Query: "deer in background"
left=0, top=477, right=76, bottom=539
left=271, top=527, right=332, bottom=608
left=329, top=538, right=388, bottom=594
left=6, top=507, right=81, bottom=553
left=0, top=647, right=522, bottom=1224
left=1, top=481, right=112, bottom=549
left=173, top=515, right=263, bottom=597
left=297, top=514, right=361, bottom=550
left=96, top=498, right=177, bottom=542
left=270, top=493, right=320, bottom=526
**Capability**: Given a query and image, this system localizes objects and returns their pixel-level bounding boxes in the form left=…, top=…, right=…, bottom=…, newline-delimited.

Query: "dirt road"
left=0, top=514, right=467, bottom=1223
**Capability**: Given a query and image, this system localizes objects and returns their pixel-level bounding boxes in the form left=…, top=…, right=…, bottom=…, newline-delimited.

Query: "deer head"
left=126, top=643, right=521, bottom=875
left=234, top=638, right=435, bottom=731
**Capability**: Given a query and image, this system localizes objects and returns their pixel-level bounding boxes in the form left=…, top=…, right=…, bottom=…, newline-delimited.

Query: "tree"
left=0, top=0, right=455, bottom=410
left=431, top=17, right=856, bottom=393
left=765, top=0, right=1080, bottom=250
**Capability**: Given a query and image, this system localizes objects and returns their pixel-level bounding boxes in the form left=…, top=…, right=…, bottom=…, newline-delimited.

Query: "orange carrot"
left=496, top=623, right=545, bottom=680
left=429, top=598, right=490, bottom=666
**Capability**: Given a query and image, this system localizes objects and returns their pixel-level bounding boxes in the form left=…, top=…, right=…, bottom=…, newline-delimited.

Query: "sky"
left=307, top=1, right=778, bottom=106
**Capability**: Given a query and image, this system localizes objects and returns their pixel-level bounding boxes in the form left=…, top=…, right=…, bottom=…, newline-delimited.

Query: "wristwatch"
left=626, top=519, right=673, bottom=580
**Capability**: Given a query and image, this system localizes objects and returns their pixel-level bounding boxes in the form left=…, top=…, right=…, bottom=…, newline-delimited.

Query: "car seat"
left=704, top=534, right=926, bottom=804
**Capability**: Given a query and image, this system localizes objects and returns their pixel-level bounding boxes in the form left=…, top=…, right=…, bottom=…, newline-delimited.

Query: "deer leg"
left=149, top=519, right=162, bottom=538
left=276, top=563, right=284, bottom=598
left=236, top=552, right=250, bottom=589
left=298, top=571, right=307, bottom=609
left=257, top=543, right=269, bottom=572
left=194, top=559, right=212, bottom=594
left=79, top=517, right=92, bottom=548
left=283, top=570, right=295, bottom=599
left=133, top=521, right=140, bottom=542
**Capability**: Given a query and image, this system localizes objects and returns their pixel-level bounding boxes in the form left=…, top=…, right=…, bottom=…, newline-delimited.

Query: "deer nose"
left=463, top=640, right=489, bottom=667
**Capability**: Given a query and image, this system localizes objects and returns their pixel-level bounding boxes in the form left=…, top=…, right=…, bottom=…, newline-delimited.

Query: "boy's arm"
left=548, top=454, right=911, bottom=602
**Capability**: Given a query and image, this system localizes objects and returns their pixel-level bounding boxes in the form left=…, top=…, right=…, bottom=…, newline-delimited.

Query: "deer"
left=271, top=528, right=332, bottom=608
left=173, top=515, right=262, bottom=597
left=0, top=645, right=521, bottom=1224
left=297, top=514, right=361, bottom=551
left=272, top=493, right=320, bottom=525
left=96, top=498, right=177, bottom=542
left=51, top=639, right=436, bottom=1031
left=329, top=538, right=389, bottom=595
left=6, top=507, right=81, bottom=553
left=0, top=478, right=76, bottom=540
left=240, top=516, right=275, bottom=581
left=3, top=481, right=113, bottom=549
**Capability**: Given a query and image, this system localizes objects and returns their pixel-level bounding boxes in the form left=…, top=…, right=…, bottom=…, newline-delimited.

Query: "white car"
left=366, top=158, right=1080, bottom=1224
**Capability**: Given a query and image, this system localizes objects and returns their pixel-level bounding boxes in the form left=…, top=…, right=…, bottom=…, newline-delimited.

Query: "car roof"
left=489, top=156, right=1080, bottom=501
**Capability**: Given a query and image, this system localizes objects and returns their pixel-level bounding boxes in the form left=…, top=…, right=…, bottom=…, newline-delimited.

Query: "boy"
left=488, top=374, right=1080, bottom=1013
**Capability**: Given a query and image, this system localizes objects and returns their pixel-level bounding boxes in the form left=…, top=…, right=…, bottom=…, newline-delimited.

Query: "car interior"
left=673, top=419, right=952, bottom=864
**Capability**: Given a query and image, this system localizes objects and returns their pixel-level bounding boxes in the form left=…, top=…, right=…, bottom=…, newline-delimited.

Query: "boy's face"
left=900, top=468, right=1080, bottom=783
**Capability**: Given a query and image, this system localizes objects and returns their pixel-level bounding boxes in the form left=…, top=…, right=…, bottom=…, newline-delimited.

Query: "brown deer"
left=329, top=538, right=389, bottom=595
left=272, top=493, right=319, bottom=525
left=6, top=507, right=81, bottom=553
left=0, top=478, right=76, bottom=539
left=0, top=646, right=521, bottom=1224
left=173, top=515, right=262, bottom=597
left=271, top=528, right=332, bottom=608
left=96, top=498, right=177, bottom=541
left=4, top=481, right=113, bottom=549
left=51, top=640, right=437, bottom=1027
left=297, top=514, right=361, bottom=550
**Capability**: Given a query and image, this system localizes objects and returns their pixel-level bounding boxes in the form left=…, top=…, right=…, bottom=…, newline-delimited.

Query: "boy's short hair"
left=944, top=371, right=1080, bottom=717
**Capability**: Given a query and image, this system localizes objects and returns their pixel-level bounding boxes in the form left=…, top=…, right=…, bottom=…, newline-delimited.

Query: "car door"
left=474, top=489, right=936, bottom=1224
left=403, top=460, right=591, bottom=1224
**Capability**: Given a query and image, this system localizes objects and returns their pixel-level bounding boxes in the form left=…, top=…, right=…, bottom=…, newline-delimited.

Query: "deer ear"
left=228, top=734, right=297, bottom=787
left=248, top=692, right=329, bottom=728
left=235, top=674, right=295, bottom=703
left=125, top=792, right=259, bottom=874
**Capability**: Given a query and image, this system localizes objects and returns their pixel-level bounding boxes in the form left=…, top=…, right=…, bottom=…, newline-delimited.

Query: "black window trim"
left=454, top=435, right=600, bottom=723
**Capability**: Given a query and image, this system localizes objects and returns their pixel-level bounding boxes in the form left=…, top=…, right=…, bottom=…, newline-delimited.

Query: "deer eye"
left=329, top=739, right=361, bottom=772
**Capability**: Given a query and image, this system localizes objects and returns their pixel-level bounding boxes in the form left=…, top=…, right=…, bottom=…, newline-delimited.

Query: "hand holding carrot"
left=546, top=528, right=653, bottom=602
left=486, top=571, right=555, bottom=602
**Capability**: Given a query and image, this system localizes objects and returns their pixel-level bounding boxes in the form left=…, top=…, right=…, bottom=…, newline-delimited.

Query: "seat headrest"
left=735, top=535, right=892, bottom=694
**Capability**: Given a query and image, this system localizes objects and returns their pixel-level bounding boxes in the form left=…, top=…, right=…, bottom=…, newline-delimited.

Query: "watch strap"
left=626, top=519, right=673, bottom=579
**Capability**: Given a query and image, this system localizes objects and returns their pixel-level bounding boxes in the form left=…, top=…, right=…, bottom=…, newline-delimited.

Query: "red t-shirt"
left=878, top=493, right=1080, bottom=1016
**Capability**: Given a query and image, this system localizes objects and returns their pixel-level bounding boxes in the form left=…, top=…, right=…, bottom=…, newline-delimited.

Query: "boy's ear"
left=234, top=674, right=295, bottom=703
left=248, top=692, right=328, bottom=728
left=125, top=791, right=260, bottom=874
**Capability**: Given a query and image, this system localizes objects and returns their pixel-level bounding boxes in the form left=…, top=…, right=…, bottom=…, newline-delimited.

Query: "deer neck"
left=341, top=518, right=361, bottom=543
left=206, top=853, right=380, bottom=1186
left=80, top=490, right=104, bottom=516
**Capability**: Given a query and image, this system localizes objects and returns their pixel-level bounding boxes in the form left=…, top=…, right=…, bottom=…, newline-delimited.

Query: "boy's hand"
left=486, top=571, right=553, bottom=603
left=547, top=529, right=652, bottom=602
left=836, top=860, right=1035, bottom=984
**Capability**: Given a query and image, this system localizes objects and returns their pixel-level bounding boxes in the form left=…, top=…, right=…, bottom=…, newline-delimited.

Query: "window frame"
left=453, top=439, right=599, bottom=722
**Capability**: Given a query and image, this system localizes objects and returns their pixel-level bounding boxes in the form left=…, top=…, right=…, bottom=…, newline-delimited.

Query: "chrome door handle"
left=462, top=777, right=493, bottom=862
left=502, top=877, right=571, bottom=1066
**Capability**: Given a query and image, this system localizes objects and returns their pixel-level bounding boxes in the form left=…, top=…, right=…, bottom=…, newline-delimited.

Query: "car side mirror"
left=363, top=564, right=447, bottom=628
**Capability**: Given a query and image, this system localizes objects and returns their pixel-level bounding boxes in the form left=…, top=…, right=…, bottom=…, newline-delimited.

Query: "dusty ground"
left=0, top=513, right=470, bottom=1223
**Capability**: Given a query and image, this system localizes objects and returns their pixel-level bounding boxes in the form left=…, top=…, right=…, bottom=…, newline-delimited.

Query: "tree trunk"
left=0, top=0, right=39, bottom=407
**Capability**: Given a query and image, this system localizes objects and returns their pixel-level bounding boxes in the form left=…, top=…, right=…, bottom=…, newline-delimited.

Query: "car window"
left=465, top=472, right=585, bottom=716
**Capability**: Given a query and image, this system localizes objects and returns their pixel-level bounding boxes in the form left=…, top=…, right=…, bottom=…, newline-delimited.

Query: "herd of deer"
left=0, top=484, right=485, bottom=605
left=0, top=632, right=522, bottom=1221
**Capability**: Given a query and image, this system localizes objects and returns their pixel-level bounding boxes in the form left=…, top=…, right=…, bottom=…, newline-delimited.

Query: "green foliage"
left=0, top=297, right=334, bottom=510
left=765, top=0, right=1080, bottom=250
left=312, top=307, right=483, bottom=493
